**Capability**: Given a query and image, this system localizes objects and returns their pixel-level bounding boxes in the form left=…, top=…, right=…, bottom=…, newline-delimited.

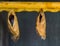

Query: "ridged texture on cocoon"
left=36, top=10, right=46, bottom=40
left=8, top=10, right=20, bottom=42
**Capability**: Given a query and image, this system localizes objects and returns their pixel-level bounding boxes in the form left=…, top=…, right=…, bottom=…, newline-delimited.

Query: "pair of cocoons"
left=8, top=10, right=46, bottom=42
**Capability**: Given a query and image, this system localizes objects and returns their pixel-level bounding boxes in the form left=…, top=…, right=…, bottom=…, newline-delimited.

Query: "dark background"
left=0, top=11, right=60, bottom=46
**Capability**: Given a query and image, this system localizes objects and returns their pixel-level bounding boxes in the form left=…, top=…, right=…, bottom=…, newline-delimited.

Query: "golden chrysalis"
left=36, top=9, right=46, bottom=40
left=8, top=10, right=20, bottom=42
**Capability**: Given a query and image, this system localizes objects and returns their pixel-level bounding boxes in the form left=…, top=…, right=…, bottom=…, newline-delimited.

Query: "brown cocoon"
left=8, top=10, right=20, bottom=42
left=36, top=10, right=46, bottom=40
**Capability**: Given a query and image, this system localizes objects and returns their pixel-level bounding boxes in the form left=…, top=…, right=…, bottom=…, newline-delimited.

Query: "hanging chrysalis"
left=36, top=9, right=46, bottom=40
left=8, top=10, right=20, bottom=42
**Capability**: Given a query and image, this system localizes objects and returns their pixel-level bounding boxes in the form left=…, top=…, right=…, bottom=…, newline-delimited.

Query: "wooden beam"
left=0, top=2, right=60, bottom=12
